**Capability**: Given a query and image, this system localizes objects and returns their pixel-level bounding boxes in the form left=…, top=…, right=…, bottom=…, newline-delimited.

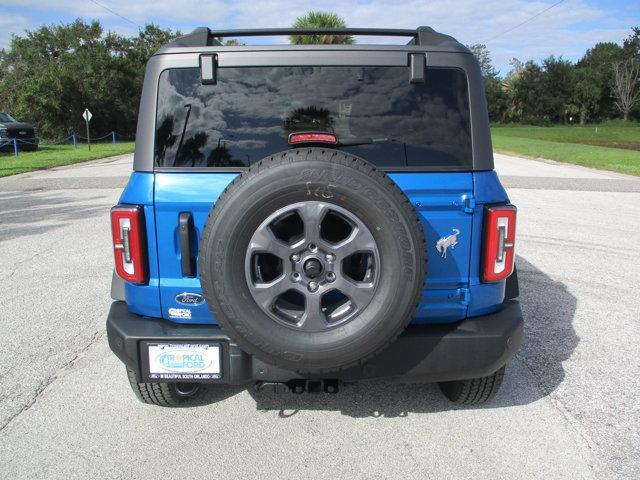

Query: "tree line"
left=0, top=17, right=638, bottom=140
left=471, top=27, right=640, bottom=124
left=0, top=20, right=180, bottom=139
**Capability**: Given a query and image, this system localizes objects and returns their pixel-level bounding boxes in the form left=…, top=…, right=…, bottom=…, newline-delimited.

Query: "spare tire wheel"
left=199, top=148, right=426, bottom=373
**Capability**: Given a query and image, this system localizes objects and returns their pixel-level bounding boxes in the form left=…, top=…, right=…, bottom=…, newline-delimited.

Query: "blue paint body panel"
left=388, top=173, right=473, bottom=323
left=120, top=169, right=512, bottom=325
left=118, top=173, right=162, bottom=318
left=154, top=173, right=238, bottom=324
left=467, top=171, right=511, bottom=317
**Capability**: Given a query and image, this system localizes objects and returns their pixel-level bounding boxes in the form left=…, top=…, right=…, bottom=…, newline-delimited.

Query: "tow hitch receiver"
left=255, top=379, right=340, bottom=394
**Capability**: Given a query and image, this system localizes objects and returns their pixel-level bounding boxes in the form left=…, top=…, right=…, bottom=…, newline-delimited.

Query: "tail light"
left=111, top=205, right=148, bottom=284
left=288, top=132, right=337, bottom=145
left=482, top=205, right=517, bottom=283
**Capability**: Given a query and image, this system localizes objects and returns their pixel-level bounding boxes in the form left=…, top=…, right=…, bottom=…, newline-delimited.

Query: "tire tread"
left=126, top=368, right=201, bottom=407
left=438, top=366, right=506, bottom=405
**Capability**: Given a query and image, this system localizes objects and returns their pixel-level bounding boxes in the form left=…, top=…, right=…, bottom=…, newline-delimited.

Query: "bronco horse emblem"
left=436, top=228, right=460, bottom=258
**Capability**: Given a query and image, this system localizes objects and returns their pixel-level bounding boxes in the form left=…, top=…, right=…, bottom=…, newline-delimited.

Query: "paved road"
left=1, top=153, right=639, bottom=479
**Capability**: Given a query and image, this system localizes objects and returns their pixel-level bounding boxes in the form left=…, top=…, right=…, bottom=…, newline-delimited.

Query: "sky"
left=0, top=0, right=638, bottom=74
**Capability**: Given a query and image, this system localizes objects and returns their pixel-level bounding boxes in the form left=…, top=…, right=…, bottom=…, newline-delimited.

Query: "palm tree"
left=289, top=11, right=354, bottom=45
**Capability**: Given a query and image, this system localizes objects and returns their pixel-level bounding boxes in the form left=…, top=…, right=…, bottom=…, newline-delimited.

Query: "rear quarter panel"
left=118, top=172, right=162, bottom=317
left=468, top=171, right=511, bottom=316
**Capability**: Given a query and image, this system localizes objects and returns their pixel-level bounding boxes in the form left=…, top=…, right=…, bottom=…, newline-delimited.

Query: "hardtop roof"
left=156, top=26, right=469, bottom=55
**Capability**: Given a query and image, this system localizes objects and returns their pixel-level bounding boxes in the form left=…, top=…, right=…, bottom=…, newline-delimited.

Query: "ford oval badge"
left=175, top=292, right=205, bottom=306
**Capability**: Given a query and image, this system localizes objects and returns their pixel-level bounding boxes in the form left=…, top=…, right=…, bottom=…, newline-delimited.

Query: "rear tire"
left=438, top=366, right=505, bottom=405
left=126, top=368, right=205, bottom=407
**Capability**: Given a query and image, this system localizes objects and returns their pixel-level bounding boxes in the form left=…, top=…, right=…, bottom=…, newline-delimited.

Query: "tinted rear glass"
left=155, top=66, right=471, bottom=169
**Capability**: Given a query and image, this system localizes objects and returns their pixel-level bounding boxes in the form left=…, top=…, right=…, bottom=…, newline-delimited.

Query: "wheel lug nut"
left=291, top=272, right=301, bottom=282
left=308, top=243, right=317, bottom=252
left=291, top=254, right=300, bottom=262
left=325, top=253, right=335, bottom=263
left=308, top=281, right=319, bottom=292
left=326, top=272, right=335, bottom=282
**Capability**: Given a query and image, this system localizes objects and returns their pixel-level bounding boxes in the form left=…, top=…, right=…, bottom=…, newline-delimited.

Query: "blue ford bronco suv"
left=106, top=27, right=523, bottom=406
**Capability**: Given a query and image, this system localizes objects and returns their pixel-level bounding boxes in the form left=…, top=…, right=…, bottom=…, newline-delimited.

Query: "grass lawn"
left=491, top=122, right=640, bottom=176
left=0, top=141, right=135, bottom=177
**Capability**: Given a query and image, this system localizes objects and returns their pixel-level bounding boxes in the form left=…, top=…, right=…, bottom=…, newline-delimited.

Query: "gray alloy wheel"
left=245, top=201, right=380, bottom=332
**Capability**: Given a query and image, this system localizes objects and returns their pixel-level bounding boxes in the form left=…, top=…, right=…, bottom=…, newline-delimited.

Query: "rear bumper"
left=107, top=300, right=523, bottom=384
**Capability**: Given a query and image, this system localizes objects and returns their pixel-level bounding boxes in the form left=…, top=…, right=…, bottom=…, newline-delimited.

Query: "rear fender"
left=468, top=171, right=511, bottom=316
left=118, top=173, right=162, bottom=317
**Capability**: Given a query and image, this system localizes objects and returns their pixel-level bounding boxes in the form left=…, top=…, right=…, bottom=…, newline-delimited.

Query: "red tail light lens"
left=288, top=132, right=338, bottom=145
left=482, top=205, right=517, bottom=283
left=111, top=205, right=148, bottom=284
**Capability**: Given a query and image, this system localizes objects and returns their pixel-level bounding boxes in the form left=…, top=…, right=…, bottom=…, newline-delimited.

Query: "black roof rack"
left=165, top=26, right=460, bottom=48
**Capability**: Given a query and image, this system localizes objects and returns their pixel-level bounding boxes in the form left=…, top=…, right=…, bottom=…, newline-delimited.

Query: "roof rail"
left=209, top=28, right=417, bottom=38
left=164, top=26, right=461, bottom=48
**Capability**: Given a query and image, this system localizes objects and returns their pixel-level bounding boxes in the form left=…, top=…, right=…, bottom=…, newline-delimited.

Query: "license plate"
left=147, top=343, right=221, bottom=380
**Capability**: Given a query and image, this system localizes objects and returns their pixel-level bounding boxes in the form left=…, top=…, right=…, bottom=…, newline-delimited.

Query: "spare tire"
left=199, top=148, right=426, bottom=373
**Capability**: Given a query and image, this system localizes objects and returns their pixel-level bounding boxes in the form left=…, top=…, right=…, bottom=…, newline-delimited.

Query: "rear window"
left=155, top=66, right=472, bottom=169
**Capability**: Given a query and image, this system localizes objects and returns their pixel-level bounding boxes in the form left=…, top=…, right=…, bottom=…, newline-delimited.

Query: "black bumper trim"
left=107, top=300, right=523, bottom=384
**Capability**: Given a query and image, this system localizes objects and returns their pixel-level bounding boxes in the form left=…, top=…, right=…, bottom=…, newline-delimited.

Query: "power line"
left=482, top=0, right=566, bottom=43
left=87, top=0, right=142, bottom=30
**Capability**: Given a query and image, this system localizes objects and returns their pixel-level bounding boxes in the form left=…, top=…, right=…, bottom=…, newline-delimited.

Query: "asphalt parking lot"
left=0, top=153, right=638, bottom=479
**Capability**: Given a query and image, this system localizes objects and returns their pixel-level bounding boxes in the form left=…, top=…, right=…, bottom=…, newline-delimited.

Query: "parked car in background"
left=0, top=112, right=39, bottom=151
